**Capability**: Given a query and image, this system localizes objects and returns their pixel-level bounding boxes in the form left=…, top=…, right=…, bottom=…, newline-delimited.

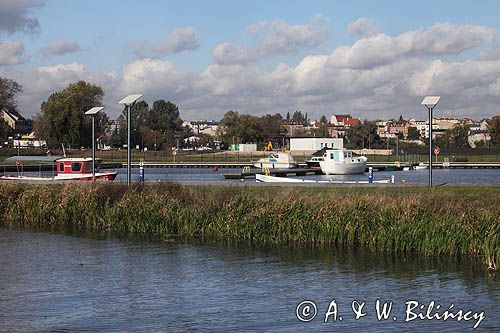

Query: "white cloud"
left=330, top=23, right=496, bottom=69
left=132, top=26, right=199, bottom=58
left=41, top=40, right=81, bottom=56
left=0, top=40, right=25, bottom=65
left=11, top=22, right=500, bottom=122
left=213, top=19, right=329, bottom=64
left=0, top=0, right=43, bottom=34
left=347, top=17, right=381, bottom=37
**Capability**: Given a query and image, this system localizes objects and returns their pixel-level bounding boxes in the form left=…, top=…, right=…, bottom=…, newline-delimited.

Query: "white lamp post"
left=421, top=96, right=441, bottom=186
left=85, top=106, right=105, bottom=183
left=118, top=94, right=142, bottom=186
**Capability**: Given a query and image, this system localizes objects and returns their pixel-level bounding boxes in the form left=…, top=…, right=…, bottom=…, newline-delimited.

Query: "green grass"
left=0, top=183, right=498, bottom=270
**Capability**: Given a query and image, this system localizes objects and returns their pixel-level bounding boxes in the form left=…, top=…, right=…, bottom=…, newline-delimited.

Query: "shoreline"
left=0, top=183, right=498, bottom=270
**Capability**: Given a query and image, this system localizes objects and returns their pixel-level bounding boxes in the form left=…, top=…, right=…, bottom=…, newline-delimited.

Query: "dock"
left=222, top=168, right=323, bottom=179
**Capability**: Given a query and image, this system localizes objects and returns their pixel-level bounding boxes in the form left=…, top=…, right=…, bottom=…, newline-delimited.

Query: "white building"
left=239, top=143, right=257, bottom=152
left=290, top=137, right=343, bottom=152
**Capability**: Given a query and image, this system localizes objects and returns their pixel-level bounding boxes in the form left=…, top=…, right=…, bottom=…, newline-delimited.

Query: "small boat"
left=414, top=162, right=428, bottom=170
left=305, top=156, right=324, bottom=168
left=255, top=173, right=394, bottom=184
left=319, top=149, right=367, bottom=175
left=1, top=158, right=117, bottom=182
left=252, top=152, right=298, bottom=169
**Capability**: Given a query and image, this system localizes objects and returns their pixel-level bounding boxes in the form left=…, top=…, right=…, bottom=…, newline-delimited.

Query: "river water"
left=0, top=227, right=498, bottom=332
left=112, top=167, right=500, bottom=185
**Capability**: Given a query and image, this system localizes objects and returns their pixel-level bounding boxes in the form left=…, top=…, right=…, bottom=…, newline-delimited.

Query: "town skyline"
left=2, top=1, right=500, bottom=121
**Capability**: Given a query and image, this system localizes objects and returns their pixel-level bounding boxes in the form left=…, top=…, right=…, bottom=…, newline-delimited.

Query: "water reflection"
left=0, top=227, right=498, bottom=332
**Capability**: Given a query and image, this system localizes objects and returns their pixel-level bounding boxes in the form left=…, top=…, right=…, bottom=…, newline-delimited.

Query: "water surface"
left=0, top=228, right=498, bottom=332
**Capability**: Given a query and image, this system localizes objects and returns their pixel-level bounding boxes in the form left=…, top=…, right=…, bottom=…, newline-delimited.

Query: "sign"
left=433, top=147, right=440, bottom=155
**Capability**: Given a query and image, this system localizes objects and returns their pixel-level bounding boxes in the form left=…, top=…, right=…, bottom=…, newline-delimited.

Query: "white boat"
left=305, top=156, right=324, bottom=168
left=252, top=152, right=297, bottom=169
left=414, top=162, right=428, bottom=170
left=319, top=149, right=367, bottom=175
left=255, top=173, right=394, bottom=184
left=1, top=158, right=117, bottom=182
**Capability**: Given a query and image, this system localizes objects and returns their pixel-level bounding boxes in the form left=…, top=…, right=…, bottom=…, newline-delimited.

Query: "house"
left=330, top=114, right=360, bottom=127
left=290, top=137, right=343, bottom=152
left=1, top=109, right=31, bottom=134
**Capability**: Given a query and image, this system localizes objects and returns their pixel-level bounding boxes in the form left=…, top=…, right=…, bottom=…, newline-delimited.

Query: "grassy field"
left=0, top=183, right=498, bottom=270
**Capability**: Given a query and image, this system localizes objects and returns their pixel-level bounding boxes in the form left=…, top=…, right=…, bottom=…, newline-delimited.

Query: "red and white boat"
left=1, top=158, right=117, bottom=182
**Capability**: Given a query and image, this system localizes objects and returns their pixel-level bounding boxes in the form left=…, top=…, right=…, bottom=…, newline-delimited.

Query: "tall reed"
left=0, top=183, right=498, bottom=270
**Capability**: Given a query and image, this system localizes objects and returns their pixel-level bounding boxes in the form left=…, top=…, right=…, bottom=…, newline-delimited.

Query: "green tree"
left=34, top=81, right=108, bottom=149
left=345, top=120, right=381, bottom=149
left=407, top=126, right=420, bottom=140
left=319, top=115, right=328, bottom=124
left=217, top=111, right=263, bottom=144
left=259, top=113, right=287, bottom=140
left=309, top=125, right=330, bottom=137
left=110, top=100, right=149, bottom=148
left=0, top=76, right=22, bottom=113
left=490, top=117, right=500, bottom=147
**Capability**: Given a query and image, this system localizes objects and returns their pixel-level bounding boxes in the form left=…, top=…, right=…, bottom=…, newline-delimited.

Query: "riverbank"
left=0, top=183, right=498, bottom=270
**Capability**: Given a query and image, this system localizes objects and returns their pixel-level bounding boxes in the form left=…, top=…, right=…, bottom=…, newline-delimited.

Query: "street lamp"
left=421, top=96, right=441, bottom=186
left=118, top=94, right=142, bottom=186
left=85, top=106, right=105, bottom=182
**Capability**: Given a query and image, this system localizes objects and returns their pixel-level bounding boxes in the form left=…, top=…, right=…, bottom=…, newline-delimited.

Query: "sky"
left=1, top=0, right=500, bottom=121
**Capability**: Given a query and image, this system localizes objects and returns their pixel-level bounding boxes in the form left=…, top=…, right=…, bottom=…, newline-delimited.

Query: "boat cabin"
left=56, top=158, right=100, bottom=175
left=324, top=149, right=353, bottom=162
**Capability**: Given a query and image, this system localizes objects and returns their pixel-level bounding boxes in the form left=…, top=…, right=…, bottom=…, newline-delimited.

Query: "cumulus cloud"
left=0, top=0, right=44, bottom=34
left=41, top=40, right=81, bottom=56
left=330, top=22, right=496, bottom=69
left=347, top=17, right=381, bottom=37
left=213, top=19, right=329, bottom=64
left=132, top=26, right=199, bottom=58
left=0, top=40, right=25, bottom=65
left=12, top=22, right=500, bottom=121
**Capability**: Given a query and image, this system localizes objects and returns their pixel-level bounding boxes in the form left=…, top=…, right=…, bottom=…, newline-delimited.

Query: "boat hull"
left=255, top=173, right=393, bottom=184
left=252, top=162, right=297, bottom=169
left=319, top=161, right=367, bottom=175
left=0, top=171, right=117, bottom=182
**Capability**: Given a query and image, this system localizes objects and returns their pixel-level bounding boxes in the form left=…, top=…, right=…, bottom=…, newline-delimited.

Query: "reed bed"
left=0, top=183, right=498, bottom=270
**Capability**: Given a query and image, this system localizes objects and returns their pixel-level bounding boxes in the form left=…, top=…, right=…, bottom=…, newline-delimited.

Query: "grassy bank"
left=0, top=183, right=498, bottom=270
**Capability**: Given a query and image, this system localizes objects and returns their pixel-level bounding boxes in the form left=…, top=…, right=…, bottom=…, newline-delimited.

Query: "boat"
left=319, top=149, right=367, bottom=175
left=414, top=162, right=428, bottom=170
left=252, top=152, right=298, bottom=169
left=255, top=173, right=394, bottom=184
left=0, top=157, right=117, bottom=182
left=305, top=156, right=324, bottom=168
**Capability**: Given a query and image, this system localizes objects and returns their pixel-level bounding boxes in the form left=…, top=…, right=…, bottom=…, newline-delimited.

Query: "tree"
left=345, top=120, right=381, bottom=149
left=309, top=125, right=330, bottom=137
left=319, top=115, right=328, bottom=124
left=217, top=111, right=264, bottom=144
left=0, top=76, right=22, bottom=113
left=259, top=113, right=287, bottom=140
left=490, top=117, right=500, bottom=147
left=34, top=81, right=108, bottom=148
left=449, top=124, right=471, bottom=148
left=286, top=111, right=290, bottom=122
left=110, top=100, right=149, bottom=148
left=407, top=127, right=420, bottom=140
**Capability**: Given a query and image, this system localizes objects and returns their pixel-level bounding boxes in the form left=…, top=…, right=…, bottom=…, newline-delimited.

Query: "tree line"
left=1, top=75, right=500, bottom=149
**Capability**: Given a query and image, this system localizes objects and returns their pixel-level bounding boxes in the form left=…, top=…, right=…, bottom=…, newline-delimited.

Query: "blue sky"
left=1, top=0, right=500, bottom=120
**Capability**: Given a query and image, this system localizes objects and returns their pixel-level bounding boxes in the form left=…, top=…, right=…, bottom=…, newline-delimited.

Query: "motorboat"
left=255, top=173, right=394, bottom=184
left=305, top=156, right=324, bottom=168
left=414, top=162, right=428, bottom=170
left=319, top=149, right=367, bottom=175
left=252, top=152, right=297, bottom=169
left=1, top=157, right=117, bottom=182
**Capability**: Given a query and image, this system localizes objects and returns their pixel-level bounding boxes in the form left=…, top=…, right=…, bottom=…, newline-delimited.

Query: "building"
left=183, top=120, right=219, bottom=137
left=1, top=109, right=31, bottom=134
left=290, top=137, right=343, bottom=152
left=330, top=114, right=360, bottom=127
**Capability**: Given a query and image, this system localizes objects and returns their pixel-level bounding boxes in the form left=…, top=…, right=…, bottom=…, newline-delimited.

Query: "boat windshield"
left=344, top=151, right=352, bottom=159
left=84, top=162, right=92, bottom=172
